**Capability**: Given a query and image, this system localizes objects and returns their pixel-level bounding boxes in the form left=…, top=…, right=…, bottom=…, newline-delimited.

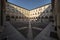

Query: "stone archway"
left=6, top=15, right=10, bottom=21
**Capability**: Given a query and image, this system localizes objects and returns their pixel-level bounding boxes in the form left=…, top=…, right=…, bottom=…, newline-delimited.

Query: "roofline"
left=30, top=3, right=51, bottom=10
left=7, top=1, right=51, bottom=11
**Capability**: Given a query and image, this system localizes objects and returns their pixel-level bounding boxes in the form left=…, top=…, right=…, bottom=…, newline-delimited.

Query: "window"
left=38, top=12, right=39, bottom=14
left=55, top=26, right=57, bottom=31
left=34, top=17, right=36, bottom=19
left=33, top=13, right=34, bottom=15
left=11, top=16, right=14, bottom=18
left=35, top=17, right=37, bottom=19
left=45, top=16, right=48, bottom=19
left=6, top=15, right=10, bottom=21
left=16, top=16, right=18, bottom=19
left=35, top=13, right=37, bottom=15
left=50, top=9, right=52, bottom=12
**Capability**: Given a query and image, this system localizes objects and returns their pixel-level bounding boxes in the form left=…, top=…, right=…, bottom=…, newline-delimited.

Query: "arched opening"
left=11, top=16, right=14, bottom=19
left=49, top=15, right=53, bottom=19
left=6, top=15, right=10, bottom=21
left=16, top=16, right=18, bottom=19
left=45, top=16, right=48, bottom=19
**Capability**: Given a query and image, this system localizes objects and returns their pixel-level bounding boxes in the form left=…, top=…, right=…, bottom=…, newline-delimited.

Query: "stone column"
left=54, top=0, right=60, bottom=39
left=0, top=0, right=6, bottom=32
left=56, top=0, right=60, bottom=40
left=0, top=0, right=6, bottom=26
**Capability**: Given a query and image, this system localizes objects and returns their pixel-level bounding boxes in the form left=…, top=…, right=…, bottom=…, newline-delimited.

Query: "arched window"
left=45, top=16, right=48, bottom=19
left=36, top=17, right=37, bottom=19
left=35, top=13, right=37, bottom=15
left=6, top=15, right=10, bottom=21
left=11, top=16, right=14, bottom=18
left=33, top=13, right=34, bottom=15
left=49, top=16, right=53, bottom=19
left=16, top=16, right=18, bottom=19
left=38, top=12, right=39, bottom=14
left=34, top=17, right=35, bottom=19
left=50, top=9, right=52, bottom=12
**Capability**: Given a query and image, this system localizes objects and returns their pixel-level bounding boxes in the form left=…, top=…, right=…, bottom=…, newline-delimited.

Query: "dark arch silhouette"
left=6, top=15, right=10, bottom=21
left=45, top=16, right=48, bottom=19
left=11, top=16, right=14, bottom=19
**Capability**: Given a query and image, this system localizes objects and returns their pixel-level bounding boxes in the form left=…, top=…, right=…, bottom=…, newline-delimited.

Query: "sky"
left=8, top=0, right=51, bottom=10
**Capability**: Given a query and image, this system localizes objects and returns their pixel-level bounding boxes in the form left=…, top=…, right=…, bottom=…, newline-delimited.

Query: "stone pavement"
left=34, top=23, right=57, bottom=40
left=1, top=22, right=58, bottom=40
left=3, top=22, right=26, bottom=40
